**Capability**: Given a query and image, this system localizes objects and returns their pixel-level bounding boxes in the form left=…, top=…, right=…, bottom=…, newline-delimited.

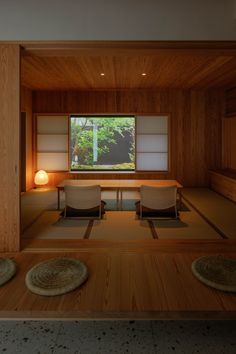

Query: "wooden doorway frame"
left=1, top=40, right=236, bottom=252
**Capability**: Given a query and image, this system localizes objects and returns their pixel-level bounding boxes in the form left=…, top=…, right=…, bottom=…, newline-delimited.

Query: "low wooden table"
left=56, top=179, right=182, bottom=210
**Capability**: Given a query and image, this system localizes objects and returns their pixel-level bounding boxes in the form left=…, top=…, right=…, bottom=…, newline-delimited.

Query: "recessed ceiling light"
left=141, top=73, right=147, bottom=76
left=100, top=73, right=105, bottom=76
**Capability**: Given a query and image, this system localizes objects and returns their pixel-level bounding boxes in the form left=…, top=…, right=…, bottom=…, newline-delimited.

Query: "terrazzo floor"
left=0, top=320, right=235, bottom=353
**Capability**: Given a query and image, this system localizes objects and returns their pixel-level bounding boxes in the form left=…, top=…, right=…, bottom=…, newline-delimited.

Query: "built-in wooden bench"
left=210, top=169, right=236, bottom=202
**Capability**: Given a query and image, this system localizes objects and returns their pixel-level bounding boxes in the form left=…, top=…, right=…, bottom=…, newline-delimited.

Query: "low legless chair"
left=64, top=185, right=102, bottom=219
left=139, top=185, right=178, bottom=219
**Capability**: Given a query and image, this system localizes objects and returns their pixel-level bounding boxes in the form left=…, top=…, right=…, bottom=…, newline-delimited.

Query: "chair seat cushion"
left=61, top=201, right=106, bottom=217
left=135, top=201, right=177, bottom=218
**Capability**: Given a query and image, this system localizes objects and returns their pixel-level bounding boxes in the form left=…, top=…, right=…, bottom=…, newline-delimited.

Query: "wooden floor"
left=1, top=239, right=236, bottom=320
left=14, top=188, right=236, bottom=320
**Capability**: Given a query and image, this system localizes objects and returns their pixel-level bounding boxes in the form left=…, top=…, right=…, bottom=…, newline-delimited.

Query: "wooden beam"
left=0, top=44, right=20, bottom=252
left=19, top=40, right=236, bottom=57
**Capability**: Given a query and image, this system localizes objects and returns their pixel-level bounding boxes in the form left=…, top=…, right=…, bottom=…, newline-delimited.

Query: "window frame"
left=34, top=113, right=171, bottom=174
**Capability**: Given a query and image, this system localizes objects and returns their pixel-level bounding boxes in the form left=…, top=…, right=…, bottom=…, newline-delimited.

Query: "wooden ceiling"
left=21, top=42, right=236, bottom=90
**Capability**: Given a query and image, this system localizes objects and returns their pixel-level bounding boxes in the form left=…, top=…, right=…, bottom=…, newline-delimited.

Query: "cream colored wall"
left=0, top=0, right=235, bottom=40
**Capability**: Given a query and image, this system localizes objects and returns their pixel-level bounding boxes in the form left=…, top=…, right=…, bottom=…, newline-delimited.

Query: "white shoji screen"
left=36, top=115, right=69, bottom=171
left=136, top=116, right=168, bottom=171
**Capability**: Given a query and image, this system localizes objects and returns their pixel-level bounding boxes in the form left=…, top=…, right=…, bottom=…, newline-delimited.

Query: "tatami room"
left=0, top=41, right=236, bottom=325
left=19, top=42, right=236, bottom=247
left=1, top=0, right=236, bottom=352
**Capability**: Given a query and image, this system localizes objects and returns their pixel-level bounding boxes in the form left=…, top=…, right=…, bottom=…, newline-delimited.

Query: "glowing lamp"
left=34, top=170, right=49, bottom=186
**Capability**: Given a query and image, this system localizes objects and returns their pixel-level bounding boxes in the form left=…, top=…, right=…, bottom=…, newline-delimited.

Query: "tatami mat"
left=181, top=188, right=236, bottom=239
left=21, top=188, right=59, bottom=231
left=22, top=211, right=89, bottom=239
left=21, top=188, right=234, bottom=241
left=89, top=211, right=152, bottom=240
left=21, top=189, right=139, bottom=231
left=21, top=205, right=48, bottom=232
left=152, top=205, right=220, bottom=239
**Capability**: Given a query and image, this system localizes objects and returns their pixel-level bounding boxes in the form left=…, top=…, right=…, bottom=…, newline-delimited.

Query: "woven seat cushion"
left=0, top=258, right=16, bottom=286
left=135, top=201, right=177, bottom=217
left=192, top=255, right=236, bottom=292
left=25, top=257, right=88, bottom=296
left=61, top=200, right=106, bottom=217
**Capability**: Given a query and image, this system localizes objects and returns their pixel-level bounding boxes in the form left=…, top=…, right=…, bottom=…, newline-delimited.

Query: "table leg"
left=178, top=190, right=182, bottom=211
left=120, top=190, right=123, bottom=210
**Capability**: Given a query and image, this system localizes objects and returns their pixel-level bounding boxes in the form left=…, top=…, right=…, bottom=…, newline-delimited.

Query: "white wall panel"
left=36, top=115, right=69, bottom=171
left=136, top=115, right=168, bottom=171
left=37, top=116, right=68, bottom=134
left=136, top=116, right=168, bottom=134
left=136, top=153, right=168, bottom=171
left=136, top=134, right=168, bottom=152
left=37, top=134, right=68, bottom=152
left=37, top=153, right=68, bottom=171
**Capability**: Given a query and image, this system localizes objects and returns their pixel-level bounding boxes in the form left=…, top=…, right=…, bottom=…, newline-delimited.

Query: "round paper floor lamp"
left=34, top=170, right=49, bottom=187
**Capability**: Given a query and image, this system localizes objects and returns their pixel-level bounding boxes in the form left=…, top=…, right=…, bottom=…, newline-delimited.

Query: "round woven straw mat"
left=0, top=258, right=16, bottom=286
left=25, top=257, right=88, bottom=296
left=192, top=255, right=236, bottom=292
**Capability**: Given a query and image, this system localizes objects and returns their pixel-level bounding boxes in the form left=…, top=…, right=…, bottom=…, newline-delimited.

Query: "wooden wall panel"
left=21, top=86, right=33, bottom=191
left=33, top=89, right=223, bottom=187
left=222, top=116, right=236, bottom=171
left=225, top=87, right=236, bottom=116
left=210, top=171, right=236, bottom=202
left=205, top=90, right=225, bottom=171
left=0, top=44, right=20, bottom=252
left=223, top=88, right=236, bottom=172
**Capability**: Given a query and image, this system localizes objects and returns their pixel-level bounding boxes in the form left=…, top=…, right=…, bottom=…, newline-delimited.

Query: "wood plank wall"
left=21, top=86, right=34, bottom=191
left=225, top=87, right=236, bottom=116
left=0, top=44, right=20, bottom=252
left=33, top=89, right=224, bottom=187
left=223, top=88, right=236, bottom=171
left=210, top=171, right=236, bottom=202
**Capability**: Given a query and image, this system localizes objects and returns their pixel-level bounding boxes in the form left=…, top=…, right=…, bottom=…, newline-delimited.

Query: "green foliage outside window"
left=70, top=116, right=135, bottom=170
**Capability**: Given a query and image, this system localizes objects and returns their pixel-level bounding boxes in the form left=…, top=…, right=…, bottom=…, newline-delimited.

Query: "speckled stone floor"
left=0, top=320, right=235, bottom=353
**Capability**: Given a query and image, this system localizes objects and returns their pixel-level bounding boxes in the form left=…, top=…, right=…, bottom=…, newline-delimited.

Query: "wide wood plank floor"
left=1, top=240, right=236, bottom=319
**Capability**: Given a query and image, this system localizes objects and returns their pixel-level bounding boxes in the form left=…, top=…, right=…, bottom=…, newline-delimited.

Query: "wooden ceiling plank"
left=21, top=43, right=236, bottom=90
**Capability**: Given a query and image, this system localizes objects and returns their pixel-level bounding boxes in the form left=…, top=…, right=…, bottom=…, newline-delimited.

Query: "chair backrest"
left=64, top=184, right=101, bottom=210
left=140, top=185, right=177, bottom=210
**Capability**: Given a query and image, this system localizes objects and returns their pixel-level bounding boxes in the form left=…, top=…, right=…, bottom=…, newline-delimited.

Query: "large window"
left=70, top=116, right=135, bottom=171
left=36, top=114, right=169, bottom=172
